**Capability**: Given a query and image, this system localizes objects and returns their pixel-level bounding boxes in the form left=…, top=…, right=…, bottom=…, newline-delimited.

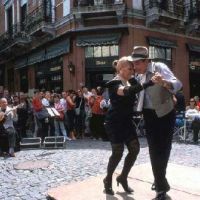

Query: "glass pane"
left=149, top=46, right=155, bottom=59
left=85, top=47, right=94, bottom=58
left=110, top=45, right=119, bottom=56
left=94, top=46, right=102, bottom=57
left=166, top=48, right=172, bottom=60
left=102, top=46, right=110, bottom=57
left=154, top=47, right=165, bottom=59
left=94, top=0, right=103, bottom=5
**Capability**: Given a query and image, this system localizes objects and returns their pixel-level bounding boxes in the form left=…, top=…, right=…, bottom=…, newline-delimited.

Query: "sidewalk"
left=47, top=163, right=200, bottom=200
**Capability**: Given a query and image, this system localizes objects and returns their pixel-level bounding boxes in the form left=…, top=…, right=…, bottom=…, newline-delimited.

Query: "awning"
left=148, top=37, right=177, bottom=48
left=76, top=33, right=121, bottom=47
left=27, top=49, right=45, bottom=66
left=15, top=57, right=27, bottom=69
left=45, top=39, right=70, bottom=60
left=187, top=44, right=200, bottom=53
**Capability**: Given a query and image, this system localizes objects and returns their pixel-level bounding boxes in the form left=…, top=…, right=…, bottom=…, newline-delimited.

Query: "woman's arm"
left=117, top=81, right=154, bottom=96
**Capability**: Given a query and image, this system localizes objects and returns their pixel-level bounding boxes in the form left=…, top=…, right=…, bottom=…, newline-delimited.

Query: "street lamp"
left=68, top=61, right=75, bottom=73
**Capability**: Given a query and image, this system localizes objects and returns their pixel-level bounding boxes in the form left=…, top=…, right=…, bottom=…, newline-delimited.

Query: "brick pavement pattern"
left=0, top=138, right=199, bottom=200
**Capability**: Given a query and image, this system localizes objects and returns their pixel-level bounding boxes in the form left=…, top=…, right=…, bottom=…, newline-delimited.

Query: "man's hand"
left=151, top=72, right=163, bottom=85
left=151, top=72, right=173, bottom=90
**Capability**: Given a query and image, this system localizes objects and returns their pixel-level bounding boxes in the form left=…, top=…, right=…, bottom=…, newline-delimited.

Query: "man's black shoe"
left=153, top=191, right=166, bottom=200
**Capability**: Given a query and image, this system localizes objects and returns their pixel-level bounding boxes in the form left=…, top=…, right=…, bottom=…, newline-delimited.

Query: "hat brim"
left=127, top=56, right=151, bottom=62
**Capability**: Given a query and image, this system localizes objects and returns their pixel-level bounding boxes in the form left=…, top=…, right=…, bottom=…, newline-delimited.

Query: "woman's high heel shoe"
left=116, top=176, right=134, bottom=193
left=103, top=178, right=114, bottom=195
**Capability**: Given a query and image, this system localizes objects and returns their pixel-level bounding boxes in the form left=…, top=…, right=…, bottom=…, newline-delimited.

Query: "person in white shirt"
left=0, top=98, right=18, bottom=157
left=185, top=98, right=200, bottom=144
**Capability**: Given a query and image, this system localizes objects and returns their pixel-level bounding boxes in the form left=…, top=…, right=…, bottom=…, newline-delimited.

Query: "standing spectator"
left=66, top=90, right=76, bottom=140
left=82, top=86, right=92, bottom=136
left=32, top=91, right=48, bottom=142
left=54, top=95, right=70, bottom=140
left=42, top=91, right=54, bottom=136
left=16, top=93, right=30, bottom=138
left=89, top=88, right=107, bottom=140
left=74, top=90, right=85, bottom=138
left=60, top=91, right=69, bottom=132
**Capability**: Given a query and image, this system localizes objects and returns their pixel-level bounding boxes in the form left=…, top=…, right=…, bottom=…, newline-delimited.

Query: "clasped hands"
left=151, top=72, right=173, bottom=90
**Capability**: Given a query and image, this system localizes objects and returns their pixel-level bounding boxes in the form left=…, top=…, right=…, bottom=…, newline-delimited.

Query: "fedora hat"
left=127, top=46, right=151, bottom=62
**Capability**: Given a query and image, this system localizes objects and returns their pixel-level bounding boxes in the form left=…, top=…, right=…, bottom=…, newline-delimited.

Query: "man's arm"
left=152, top=63, right=182, bottom=93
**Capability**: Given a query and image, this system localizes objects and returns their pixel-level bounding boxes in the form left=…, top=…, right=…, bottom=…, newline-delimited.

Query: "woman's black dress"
left=105, top=77, right=143, bottom=144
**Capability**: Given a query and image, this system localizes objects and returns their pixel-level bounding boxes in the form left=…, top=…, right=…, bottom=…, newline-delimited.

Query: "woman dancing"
left=104, top=56, right=154, bottom=195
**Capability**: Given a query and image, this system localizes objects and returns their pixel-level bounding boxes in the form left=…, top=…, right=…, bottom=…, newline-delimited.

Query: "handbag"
left=57, top=111, right=65, bottom=121
left=75, top=98, right=82, bottom=116
left=35, top=108, right=49, bottom=120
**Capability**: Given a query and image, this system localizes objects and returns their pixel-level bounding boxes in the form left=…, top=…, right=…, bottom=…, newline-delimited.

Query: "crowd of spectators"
left=0, top=86, right=110, bottom=145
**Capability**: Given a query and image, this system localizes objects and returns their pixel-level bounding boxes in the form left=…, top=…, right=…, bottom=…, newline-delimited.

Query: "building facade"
left=0, top=0, right=200, bottom=100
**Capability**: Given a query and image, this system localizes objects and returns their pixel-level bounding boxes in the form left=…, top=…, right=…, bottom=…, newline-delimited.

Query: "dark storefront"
left=77, top=33, right=120, bottom=88
left=36, top=58, right=63, bottom=92
left=0, top=65, right=5, bottom=86
left=20, top=68, right=28, bottom=93
left=188, top=44, right=200, bottom=97
left=15, top=38, right=70, bottom=92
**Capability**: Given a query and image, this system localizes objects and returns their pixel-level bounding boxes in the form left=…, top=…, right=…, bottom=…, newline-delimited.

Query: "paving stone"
left=0, top=138, right=199, bottom=199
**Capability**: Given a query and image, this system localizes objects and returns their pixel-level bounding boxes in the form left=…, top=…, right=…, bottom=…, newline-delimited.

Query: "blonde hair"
left=115, top=56, right=132, bottom=73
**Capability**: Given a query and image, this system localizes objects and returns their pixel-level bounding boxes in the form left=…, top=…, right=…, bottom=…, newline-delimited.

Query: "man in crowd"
left=0, top=98, right=18, bottom=157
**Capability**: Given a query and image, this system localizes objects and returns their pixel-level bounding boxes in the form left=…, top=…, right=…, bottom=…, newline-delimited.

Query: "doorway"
left=86, top=71, right=114, bottom=89
left=189, top=71, right=200, bottom=97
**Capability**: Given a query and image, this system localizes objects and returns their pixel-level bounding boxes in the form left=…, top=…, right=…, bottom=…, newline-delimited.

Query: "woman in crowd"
left=103, top=57, right=154, bottom=195
left=66, top=90, right=76, bottom=140
left=185, top=98, right=200, bottom=144
left=186, top=98, right=199, bottom=111
left=89, top=87, right=107, bottom=140
left=54, top=94, right=70, bottom=140
left=74, top=90, right=85, bottom=139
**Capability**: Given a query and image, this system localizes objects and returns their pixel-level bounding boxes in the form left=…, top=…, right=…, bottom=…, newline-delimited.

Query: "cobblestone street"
left=0, top=138, right=199, bottom=200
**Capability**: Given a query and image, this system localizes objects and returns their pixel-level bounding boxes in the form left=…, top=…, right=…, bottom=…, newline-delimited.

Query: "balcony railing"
left=25, top=4, right=54, bottom=34
left=0, top=23, right=30, bottom=52
left=72, top=0, right=124, bottom=13
left=145, top=0, right=185, bottom=18
left=189, top=6, right=200, bottom=20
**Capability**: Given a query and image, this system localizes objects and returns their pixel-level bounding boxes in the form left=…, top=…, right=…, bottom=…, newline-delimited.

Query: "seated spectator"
left=186, top=98, right=199, bottom=112
left=185, top=98, right=200, bottom=144
left=0, top=98, right=17, bottom=157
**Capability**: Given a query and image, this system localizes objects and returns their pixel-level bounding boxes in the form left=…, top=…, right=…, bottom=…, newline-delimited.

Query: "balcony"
left=0, top=23, right=30, bottom=55
left=25, top=4, right=55, bottom=37
left=144, top=0, right=185, bottom=30
left=187, top=5, right=200, bottom=35
left=72, top=0, right=125, bottom=25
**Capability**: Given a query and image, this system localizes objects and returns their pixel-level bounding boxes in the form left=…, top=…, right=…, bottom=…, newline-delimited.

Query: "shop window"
left=102, top=46, right=110, bottom=57
left=149, top=46, right=172, bottom=61
left=85, top=45, right=119, bottom=58
left=36, top=59, right=63, bottom=92
left=85, top=47, right=94, bottom=58
left=110, top=45, right=118, bottom=56
left=94, top=46, right=102, bottom=57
